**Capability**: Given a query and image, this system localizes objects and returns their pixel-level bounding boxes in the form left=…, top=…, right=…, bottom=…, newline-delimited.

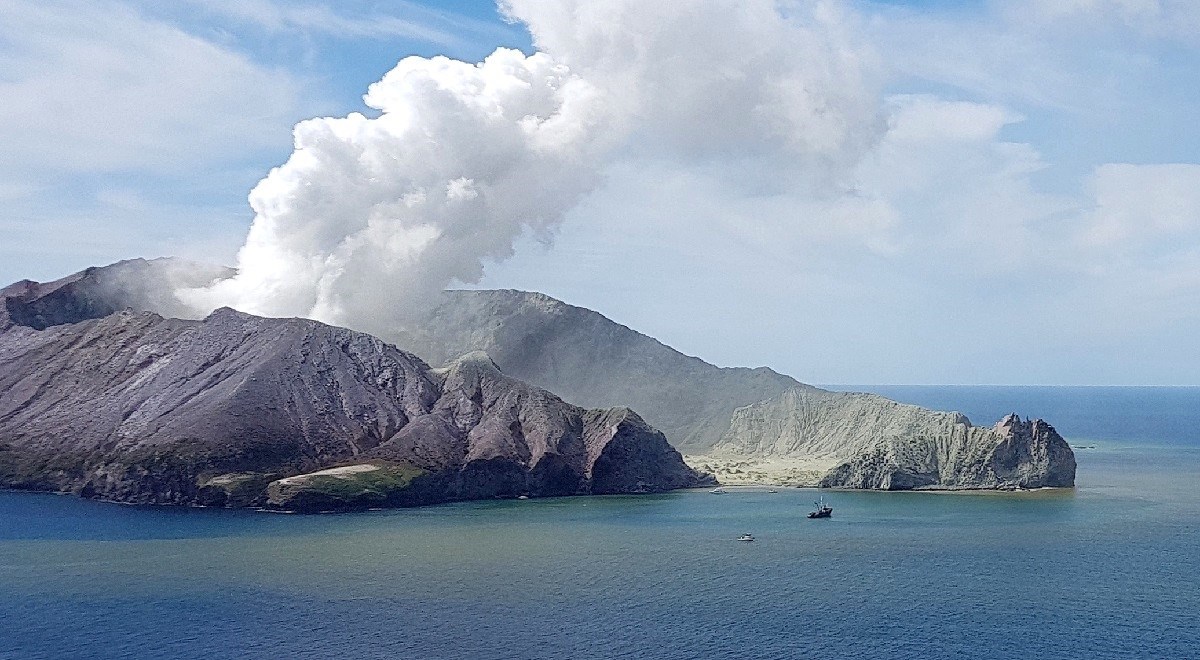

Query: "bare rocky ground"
left=1, top=283, right=705, bottom=511
left=1, top=259, right=1075, bottom=498
left=394, top=289, right=1076, bottom=490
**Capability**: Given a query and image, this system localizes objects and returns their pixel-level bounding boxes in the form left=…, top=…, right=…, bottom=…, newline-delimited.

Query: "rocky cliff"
left=388, top=290, right=1075, bottom=489
left=0, top=305, right=704, bottom=511
left=717, top=388, right=1075, bottom=489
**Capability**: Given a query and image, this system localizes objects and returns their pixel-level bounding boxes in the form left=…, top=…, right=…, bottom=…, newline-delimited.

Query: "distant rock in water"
left=1, top=260, right=1075, bottom=492
left=0, top=305, right=705, bottom=511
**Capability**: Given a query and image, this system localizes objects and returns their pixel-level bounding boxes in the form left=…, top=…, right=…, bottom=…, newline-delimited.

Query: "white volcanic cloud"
left=187, top=48, right=609, bottom=333
left=189, top=0, right=883, bottom=332
left=502, top=0, right=881, bottom=177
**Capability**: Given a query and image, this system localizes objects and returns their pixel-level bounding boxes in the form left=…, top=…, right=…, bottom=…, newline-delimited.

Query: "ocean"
left=2, top=386, right=1198, bottom=659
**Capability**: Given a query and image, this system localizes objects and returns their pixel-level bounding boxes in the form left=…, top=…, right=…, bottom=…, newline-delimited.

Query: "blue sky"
left=2, top=0, right=1198, bottom=385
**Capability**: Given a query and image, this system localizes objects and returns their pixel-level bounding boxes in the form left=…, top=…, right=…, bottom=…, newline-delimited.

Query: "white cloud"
left=1021, top=0, right=1162, bottom=20
left=169, top=0, right=516, bottom=49
left=866, top=11, right=1097, bottom=113
left=175, top=0, right=1199, bottom=385
left=0, top=0, right=303, bottom=175
left=1079, top=163, right=1200, bottom=248
left=881, top=96, right=1021, bottom=144
left=480, top=82, right=1200, bottom=383
left=189, top=0, right=887, bottom=335
left=502, top=0, right=883, bottom=179
left=0, top=0, right=328, bottom=286
left=0, top=181, right=41, bottom=202
left=185, top=47, right=610, bottom=333
left=5, top=0, right=1194, bottom=384
left=855, top=96, right=1071, bottom=269
left=1007, top=0, right=1200, bottom=40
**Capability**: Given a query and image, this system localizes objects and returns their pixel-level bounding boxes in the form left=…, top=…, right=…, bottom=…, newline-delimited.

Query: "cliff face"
left=389, top=291, right=1075, bottom=489
left=982, top=414, right=1077, bottom=488
left=810, top=409, right=1075, bottom=491
left=0, top=307, right=704, bottom=511
left=715, top=389, right=1075, bottom=489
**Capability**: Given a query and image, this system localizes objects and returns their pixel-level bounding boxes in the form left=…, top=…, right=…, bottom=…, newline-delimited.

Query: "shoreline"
left=683, top=454, right=834, bottom=488
left=682, top=454, right=1079, bottom=496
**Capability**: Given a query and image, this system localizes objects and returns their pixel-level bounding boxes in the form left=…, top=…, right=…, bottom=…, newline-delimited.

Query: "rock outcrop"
left=713, top=388, right=1075, bottom=489
left=387, top=290, right=1076, bottom=489
left=812, top=409, right=1075, bottom=490
left=0, top=305, right=705, bottom=511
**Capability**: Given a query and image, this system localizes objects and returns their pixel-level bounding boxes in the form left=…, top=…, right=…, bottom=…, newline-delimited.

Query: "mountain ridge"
left=389, top=289, right=1074, bottom=489
left=0, top=303, right=704, bottom=510
left=1, top=259, right=1075, bottom=492
left=390, top=288, right=809, bottom=452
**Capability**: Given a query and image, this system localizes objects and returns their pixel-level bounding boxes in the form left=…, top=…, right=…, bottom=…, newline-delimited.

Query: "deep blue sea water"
left=2, top=386, right=1199, bottom=659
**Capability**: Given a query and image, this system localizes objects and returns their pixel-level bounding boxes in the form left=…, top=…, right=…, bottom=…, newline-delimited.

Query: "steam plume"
left=185, top=1, right=880, bottom=333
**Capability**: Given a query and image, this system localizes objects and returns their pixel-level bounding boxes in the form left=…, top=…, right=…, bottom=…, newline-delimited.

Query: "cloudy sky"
left=2, top=0, right=1198, bottom=385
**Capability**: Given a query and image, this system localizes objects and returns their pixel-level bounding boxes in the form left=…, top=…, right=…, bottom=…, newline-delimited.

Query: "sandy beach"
left=683, top=454, right=839, bottom=487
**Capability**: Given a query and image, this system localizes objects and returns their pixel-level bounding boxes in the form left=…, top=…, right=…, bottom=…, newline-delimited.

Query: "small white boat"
left=767, top=489, right=778, bottom=493
left=711, top=488, right=727, bottom=494
left=737, top=533, right=755, bottom=542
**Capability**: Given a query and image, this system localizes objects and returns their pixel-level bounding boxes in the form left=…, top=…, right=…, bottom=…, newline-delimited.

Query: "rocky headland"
left=0, top=290, right=705, bottom=511
left=1, top=259, right=1075, bottom=499
left=391, top=289, right=1076, bottom=490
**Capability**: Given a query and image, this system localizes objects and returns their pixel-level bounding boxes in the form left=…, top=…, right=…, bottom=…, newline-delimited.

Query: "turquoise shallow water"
left=2, top=386, right=1199, bottom=659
